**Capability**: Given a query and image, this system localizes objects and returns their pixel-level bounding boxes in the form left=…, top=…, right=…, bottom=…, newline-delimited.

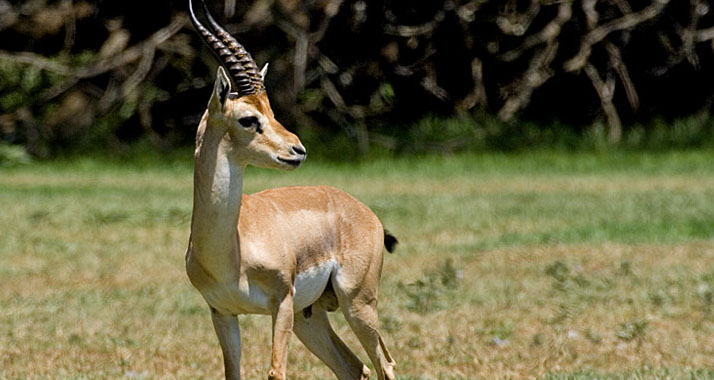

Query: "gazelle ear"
left=260, top=63, right=269, bottom=81
left=209, top=66, right=232, bottom=114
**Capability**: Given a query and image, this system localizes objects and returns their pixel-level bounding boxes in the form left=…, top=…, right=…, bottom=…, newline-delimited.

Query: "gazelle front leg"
left=268, top=292, right=294, bottom=380
left=211, top=308, right=242, bottom=380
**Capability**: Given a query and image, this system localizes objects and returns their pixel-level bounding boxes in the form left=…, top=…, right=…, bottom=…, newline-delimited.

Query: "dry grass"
left=2, top=151, right=714, bottom=379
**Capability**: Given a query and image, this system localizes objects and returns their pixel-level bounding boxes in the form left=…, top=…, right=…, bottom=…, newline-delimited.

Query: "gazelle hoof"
left=360, top=365, right=371, bottom=380
left=267, top=369, right=284, bottom=380
left=384, top=365, right=396, bottom=380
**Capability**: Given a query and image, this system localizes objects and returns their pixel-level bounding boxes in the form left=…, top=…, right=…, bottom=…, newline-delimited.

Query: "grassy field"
left=3, top=150, right=714, bottom=379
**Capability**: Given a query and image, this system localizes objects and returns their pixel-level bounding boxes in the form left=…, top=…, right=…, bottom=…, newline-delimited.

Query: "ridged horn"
left=199, top=0, right=265, bottom=95
left=189, top=0, right=264, bottom=96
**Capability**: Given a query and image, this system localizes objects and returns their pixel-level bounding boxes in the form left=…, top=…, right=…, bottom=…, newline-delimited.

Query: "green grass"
left=3, top=150, right=714, bottom=379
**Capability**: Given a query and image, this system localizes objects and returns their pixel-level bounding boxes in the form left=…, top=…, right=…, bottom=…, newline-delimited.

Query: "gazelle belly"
left=186, top=255, right=272, bottom=315
left=202, top=278, right=272, bottom=315
left=292, top=259, right=337, bottom=311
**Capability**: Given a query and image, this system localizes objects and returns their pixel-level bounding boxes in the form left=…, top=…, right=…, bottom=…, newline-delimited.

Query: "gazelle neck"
left=190, top=113, right=244, bottom=280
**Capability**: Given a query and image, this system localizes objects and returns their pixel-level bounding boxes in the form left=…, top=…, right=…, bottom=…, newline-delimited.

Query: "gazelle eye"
left=238, top=116, right=259, bottom=129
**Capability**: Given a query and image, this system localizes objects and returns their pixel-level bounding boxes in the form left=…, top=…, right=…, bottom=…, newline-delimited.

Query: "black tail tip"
left=384, top=230, right=398, bottom=253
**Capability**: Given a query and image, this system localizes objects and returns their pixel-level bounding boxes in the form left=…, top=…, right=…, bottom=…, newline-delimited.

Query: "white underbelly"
left=188, top=255, right=337, bottom=315
left=204, top=279, right=272, bottom=315
left=292, top=259, right=337, bottom=311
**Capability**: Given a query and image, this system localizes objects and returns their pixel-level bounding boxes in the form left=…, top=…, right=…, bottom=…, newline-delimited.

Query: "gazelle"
left=185, top=1, right=397, bottom=379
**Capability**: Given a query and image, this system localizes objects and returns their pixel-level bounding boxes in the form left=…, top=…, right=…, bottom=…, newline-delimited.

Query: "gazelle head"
left=190, top=0, right=306, bottom=170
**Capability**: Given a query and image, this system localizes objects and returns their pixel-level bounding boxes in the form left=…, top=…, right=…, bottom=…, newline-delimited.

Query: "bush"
left=1, top=0, right=714, bottom=157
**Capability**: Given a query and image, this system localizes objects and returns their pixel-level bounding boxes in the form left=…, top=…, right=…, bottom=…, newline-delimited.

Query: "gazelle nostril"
left=292, top=145, right=306, bottom=156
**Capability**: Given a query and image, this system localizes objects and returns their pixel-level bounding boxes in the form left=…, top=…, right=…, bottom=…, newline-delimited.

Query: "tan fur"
left=186, top=68, right=395, bottom=380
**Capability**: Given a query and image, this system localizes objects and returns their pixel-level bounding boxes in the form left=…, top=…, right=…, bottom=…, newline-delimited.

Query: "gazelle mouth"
left=277, top=156, right=304, bottom=167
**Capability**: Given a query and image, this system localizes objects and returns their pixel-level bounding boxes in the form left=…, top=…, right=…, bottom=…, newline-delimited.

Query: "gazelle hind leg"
left=335, top=290, right=396, bottom=380
left=293, top=305, right=370, bottom=380
left=378, top=334, right=396, bottom=369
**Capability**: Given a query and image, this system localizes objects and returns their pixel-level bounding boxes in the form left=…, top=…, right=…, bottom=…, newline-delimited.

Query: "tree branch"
left=584, top=63, right=622, bottom=143
left=564, top=0, right=670, bottom=72
left=498, top=41, right=559, bottom=121
left=501, top=1, right=573, bottom=62
left=0, top=14, right=186, bottom=80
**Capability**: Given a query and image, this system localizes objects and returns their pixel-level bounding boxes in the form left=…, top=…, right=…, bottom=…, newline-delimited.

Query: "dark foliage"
left=1, top=0, right=713, bottom=157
